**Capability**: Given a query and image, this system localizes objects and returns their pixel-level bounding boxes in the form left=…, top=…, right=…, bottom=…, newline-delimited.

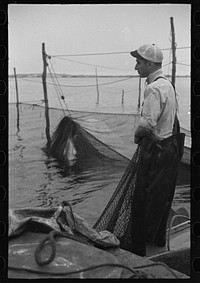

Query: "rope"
left=34, top=230, right=60, bottom=266
left=34, top=200, right=97, bottom=266
left=47, top=63, right=67, bottom=116
left=17, top=75, right=134, bottom=88
left=54, top=56, right=133, bottom=72
left=43, top=64, right=66, bottom=114
left=8, top=260, right=181, bottom=278
left=47, top=56, right=72, bottom=118
left=8, top=262, right=179, bottom=279
left=61, top=200, right=77, bottom=230
left=49, top=46, right=190, bottom=57
left=47, top=76, right=134, bottom=88
left=34, top=230, right=94, bottom=266
left=8, top=262, right=149, bottom=278
left=176, top=62, right=190, bottom=67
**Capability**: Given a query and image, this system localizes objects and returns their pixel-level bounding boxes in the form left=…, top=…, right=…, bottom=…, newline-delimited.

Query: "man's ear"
left=148, top=61, right=153, bottom=69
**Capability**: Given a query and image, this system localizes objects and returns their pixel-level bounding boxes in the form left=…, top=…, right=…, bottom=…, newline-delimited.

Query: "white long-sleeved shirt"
left=137, top=69, right=178, bottom=140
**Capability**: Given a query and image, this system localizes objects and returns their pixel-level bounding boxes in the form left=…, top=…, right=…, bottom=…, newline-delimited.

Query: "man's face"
left=134, top=58, right=150, bottom=78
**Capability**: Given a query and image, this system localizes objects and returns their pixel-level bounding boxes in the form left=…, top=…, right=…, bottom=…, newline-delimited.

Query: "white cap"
left=130, top=44, right=163, bottom=63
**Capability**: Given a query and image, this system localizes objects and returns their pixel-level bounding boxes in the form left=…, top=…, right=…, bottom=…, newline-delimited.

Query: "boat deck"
left=107, top=219, right=190, bottom=279
left=8, top=220, right=190, bottom=279
left=8, top=206, right=190, bottom=279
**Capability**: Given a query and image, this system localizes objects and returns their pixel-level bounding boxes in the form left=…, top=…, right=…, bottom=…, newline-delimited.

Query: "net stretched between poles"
left=93, top=145, right=142, bottom=252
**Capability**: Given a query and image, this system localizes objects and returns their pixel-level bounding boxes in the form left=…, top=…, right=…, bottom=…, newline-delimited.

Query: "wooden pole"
left=170, top=17, right=176, bottom=87
left=14, top=67, right=20, bottom=130
left=42, top=43, right=51, bottom=149
left=137, top=76, right=141, bottom=110
left=122, top=89, right=124, bottom=106
left=95, top=68, right=99, bottom=104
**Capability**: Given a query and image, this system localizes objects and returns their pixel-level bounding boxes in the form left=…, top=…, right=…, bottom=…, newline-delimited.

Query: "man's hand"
left=134, top=135, right=142, bottom=144
left=134, top=125, right=151, bottom=144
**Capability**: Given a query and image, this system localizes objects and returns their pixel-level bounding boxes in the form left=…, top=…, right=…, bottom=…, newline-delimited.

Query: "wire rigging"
left=55, top=56, right=132, bottom=72
left=176, top=62, right=190, bottom=67
left=18, top=74, right=134, bottom=88
left=47, top=58, right=73, bottom=118
left=49, top=46, right=190, bottom=57
left=47, top=64, right=66, bottom=115
left=46, top=47, right=190, bottom=78
left=13, top=45, right=190, bottom=108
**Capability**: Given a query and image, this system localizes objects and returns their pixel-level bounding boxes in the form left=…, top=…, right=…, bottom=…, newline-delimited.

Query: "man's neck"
left=146, top=68, right=163, bottom=84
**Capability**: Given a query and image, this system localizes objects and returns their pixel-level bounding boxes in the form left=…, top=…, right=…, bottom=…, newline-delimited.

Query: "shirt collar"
left=146, top=68, right=163, bottom=85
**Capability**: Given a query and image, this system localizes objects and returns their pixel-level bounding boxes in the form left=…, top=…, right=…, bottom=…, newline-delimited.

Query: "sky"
left=8, top=4, right=191, bottom=76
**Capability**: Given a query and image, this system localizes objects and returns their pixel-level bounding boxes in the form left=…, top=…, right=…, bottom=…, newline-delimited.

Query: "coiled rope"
left=34, top=200, right=102, bottom=266
left=34, top=229, right=98, bottom=266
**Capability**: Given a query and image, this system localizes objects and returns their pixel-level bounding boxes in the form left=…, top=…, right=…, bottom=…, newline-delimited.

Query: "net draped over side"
left=93, top=145, right=141, bottom=252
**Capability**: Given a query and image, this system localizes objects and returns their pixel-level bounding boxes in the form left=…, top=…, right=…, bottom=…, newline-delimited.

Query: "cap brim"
left=130, top=50, right=144, bottom=61
left=130, top=50, right=138, bottom=57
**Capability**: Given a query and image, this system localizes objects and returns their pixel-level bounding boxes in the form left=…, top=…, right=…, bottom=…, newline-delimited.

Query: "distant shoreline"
left=9, top=73, right=190, bottom=78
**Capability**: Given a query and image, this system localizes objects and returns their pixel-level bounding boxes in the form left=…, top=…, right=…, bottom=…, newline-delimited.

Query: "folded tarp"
left=9, top=202, right=120, bottom=248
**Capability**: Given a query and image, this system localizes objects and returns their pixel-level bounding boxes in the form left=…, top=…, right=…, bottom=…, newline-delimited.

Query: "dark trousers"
left=130, top=135, right=179, bottom=256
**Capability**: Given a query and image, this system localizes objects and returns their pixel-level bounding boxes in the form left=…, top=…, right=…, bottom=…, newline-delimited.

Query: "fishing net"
left=44, top=109, right=145, bottom=253
left=9, top=102, right=139, bottom=163
left=93, top=145, right=141, bottom=252
left=48, top=115, right=131, bottom=163
left=9, top=102, right=188, bottom=257
left=93, top=133, right=182, bottom=257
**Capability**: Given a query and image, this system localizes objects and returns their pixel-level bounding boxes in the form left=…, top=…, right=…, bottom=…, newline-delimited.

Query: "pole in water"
left=14, top=67, right=20, bottom=131
left=95, top=68, right=100, bottom=104
left=42, top=43, right=51, bottom=149
left=137, top=76, right=141, bottom=110
left=122, top=89, right=124, bottom=106
left=170, top=17, right=176, bottom=87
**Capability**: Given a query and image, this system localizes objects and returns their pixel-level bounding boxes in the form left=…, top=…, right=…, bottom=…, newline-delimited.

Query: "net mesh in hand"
left=93, top=145, right=141, bottom=251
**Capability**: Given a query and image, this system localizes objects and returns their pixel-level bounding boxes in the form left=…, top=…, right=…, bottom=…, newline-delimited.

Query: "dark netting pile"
left=93, top=145, right=141, bottom=252
left=48, top=115, right=130, bottom=163
left=46, top=107, right=140, bottom=162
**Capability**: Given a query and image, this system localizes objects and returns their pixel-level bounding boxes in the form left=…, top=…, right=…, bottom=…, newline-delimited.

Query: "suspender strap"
left=153, top=76, right=180, bottom=134
left=153, top=76, right=185, bottom=160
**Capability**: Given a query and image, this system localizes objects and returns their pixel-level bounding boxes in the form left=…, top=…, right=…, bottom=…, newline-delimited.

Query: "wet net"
left=10, top=102, right=139, bottom=164
left=93, top=145, right=141, bottom=251
left=48, top=115, right=132, bottom=163
left=44, top=107, right=144, bottom=252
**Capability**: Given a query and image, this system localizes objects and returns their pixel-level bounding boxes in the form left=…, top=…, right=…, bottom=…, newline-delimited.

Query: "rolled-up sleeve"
left=138, top=86, right=162, bottom=131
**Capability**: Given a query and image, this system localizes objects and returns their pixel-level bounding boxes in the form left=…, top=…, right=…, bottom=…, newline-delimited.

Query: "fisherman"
left=94, top=44, right=183, bottom=257
left=129, top=44, right=180, bottom=255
